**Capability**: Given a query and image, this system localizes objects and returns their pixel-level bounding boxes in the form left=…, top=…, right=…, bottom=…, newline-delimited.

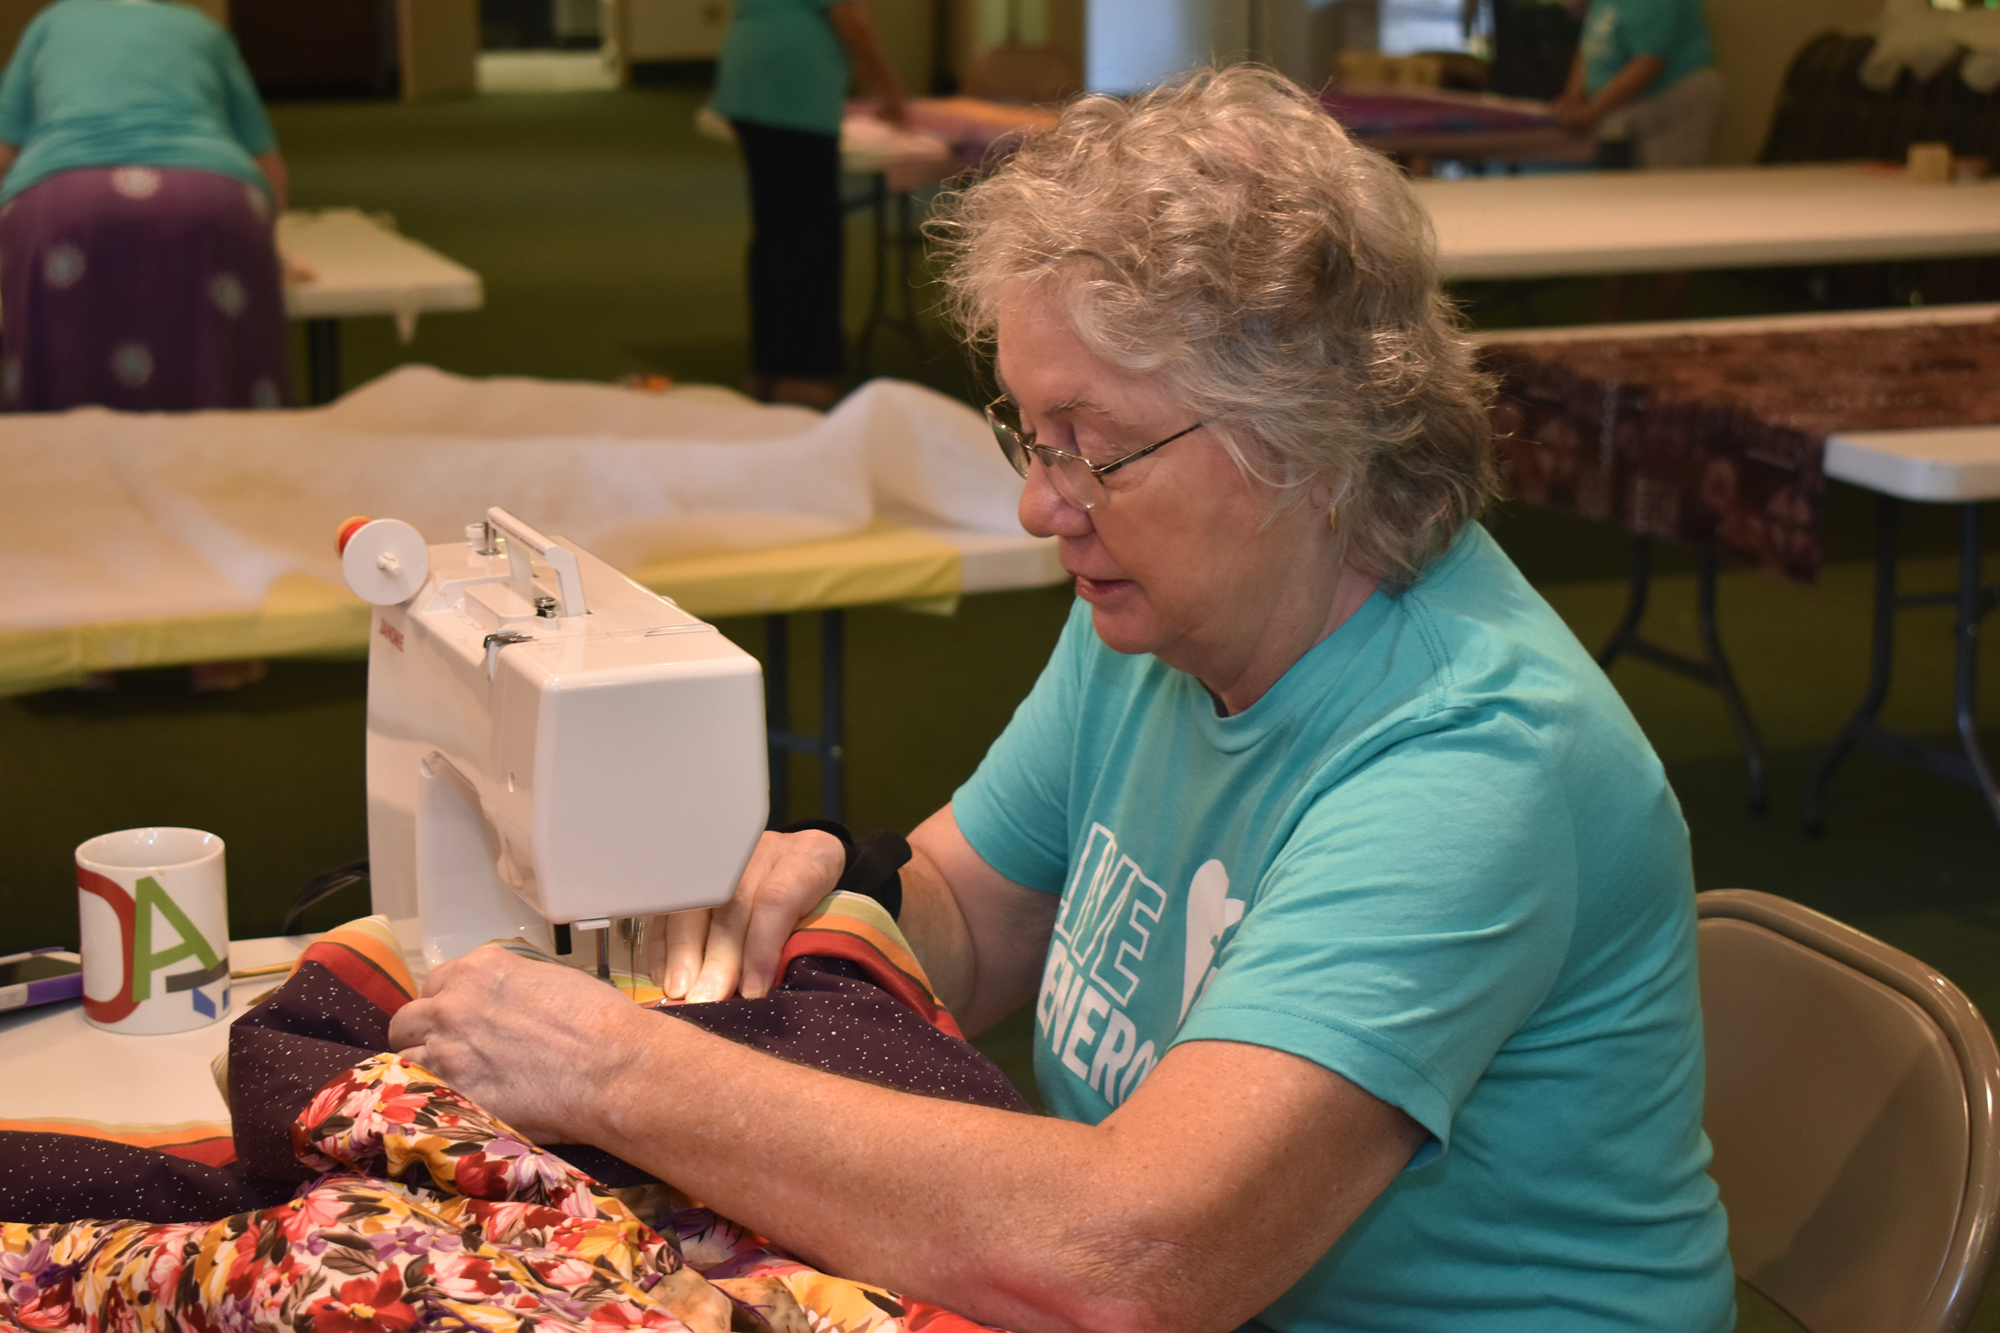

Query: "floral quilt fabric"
left=0, top=905, right=1013, bottom=1333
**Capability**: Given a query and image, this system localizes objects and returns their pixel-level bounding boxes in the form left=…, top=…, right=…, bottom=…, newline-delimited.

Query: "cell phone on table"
left=0, top=949, right=84, bottom=1012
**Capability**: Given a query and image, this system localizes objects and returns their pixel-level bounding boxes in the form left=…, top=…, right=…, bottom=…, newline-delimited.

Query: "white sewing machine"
left=341, top=507, right=767, bottom=969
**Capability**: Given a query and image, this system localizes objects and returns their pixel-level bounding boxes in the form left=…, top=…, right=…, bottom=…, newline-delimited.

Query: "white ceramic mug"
left=75, top=827, right=230, bottom=1034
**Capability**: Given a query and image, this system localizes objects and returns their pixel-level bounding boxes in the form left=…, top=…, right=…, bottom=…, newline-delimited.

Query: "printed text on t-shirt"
left=1036, top=824, right=1244, bottom=1107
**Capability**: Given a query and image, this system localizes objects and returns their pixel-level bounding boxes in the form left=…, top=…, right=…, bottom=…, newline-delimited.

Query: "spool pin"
left=339, top=517, right=430, bottom=606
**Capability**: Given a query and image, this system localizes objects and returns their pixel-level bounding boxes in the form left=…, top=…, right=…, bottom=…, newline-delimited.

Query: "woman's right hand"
left=647, top=827, right=846, bottom=1002
left=876, top=92, right=911, bottom=131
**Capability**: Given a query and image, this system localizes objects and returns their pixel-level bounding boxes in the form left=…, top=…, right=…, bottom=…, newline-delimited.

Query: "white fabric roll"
left=0, top=368, right=1026, bottom=632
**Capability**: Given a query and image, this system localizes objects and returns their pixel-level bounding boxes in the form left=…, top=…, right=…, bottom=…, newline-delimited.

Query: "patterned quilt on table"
left=0, top=900, right=1030, bottom=1333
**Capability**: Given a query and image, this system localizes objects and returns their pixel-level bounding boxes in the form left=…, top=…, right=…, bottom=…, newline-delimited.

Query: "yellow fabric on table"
left=0, top=521, right=966, bottom=696
left=627, top=519, right=961, bottom=618
left=0, top=574, right=370, bottom=696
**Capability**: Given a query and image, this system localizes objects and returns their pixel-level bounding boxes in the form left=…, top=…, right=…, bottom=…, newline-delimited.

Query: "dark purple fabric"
left=0, top=165, right=292, bottom=412
left=0, top=1134, right=290, bottom=1224
left=662, top=956, right=1034, bottom=1113
left=228, top=960, right=404, bottom=1182
left=1320, top=90, right=1560, bottom=137
left=1, top=942, right=1031, bottom=1221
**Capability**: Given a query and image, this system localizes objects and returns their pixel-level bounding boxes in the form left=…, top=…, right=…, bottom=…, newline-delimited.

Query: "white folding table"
left=0, top=934, right=310, bottom=1125
left=1443, top=164, right=2000, bottom=813
left=1417, top=162, right=2000, bottom=281
left=279, top=208, right=485, bottom=404
left=1482, top=305, right=2000, bottom=818
left=1807, top=423, right=2000, bottom=831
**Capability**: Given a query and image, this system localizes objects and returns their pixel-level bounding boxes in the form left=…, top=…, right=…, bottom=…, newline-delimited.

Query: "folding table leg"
left=1950, top=503, right=2000, bottom=828
left=765, top=613, right=792, bottom=822
left=819, top=609, right=846, bottom=820
left=1595, top=536, right=1655, bottom=673
left=1597, top=536, right=1768, bottom=814
left=892, top=190, right=925, bottom=364
left=1804, top=498, right=2000, bottom=835
left=1695, top=546, right=1768, bottom=812
left=761, top=610, right=848, bottom=825
left=306, top=318, right=342, bottom=404
left=854, top=174, right=889, bottom=377
left=1803, top=496, right=1900, bottom=835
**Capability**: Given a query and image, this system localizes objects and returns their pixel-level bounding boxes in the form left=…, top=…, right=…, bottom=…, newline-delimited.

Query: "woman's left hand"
left=875, top=94, right=911, bottom=130
left=387, top=946, right=652, bottom=1144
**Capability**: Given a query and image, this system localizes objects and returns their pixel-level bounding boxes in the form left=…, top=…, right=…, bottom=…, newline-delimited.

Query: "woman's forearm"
left=827, top=0, right=908, bottom=120
left=1586, top=54, right=1664, bottom=121
left=391, top=945, right=1417, bottom=1333
left=894, top=841, right=981, bottom=1016
left=575, top=1000, right=1416, bottom=1333
left=1559, top=48, right=1587, bottom=103
left=254, top=150, right=287, bottom=213
left=902, top=805, right=1059, bottom=1035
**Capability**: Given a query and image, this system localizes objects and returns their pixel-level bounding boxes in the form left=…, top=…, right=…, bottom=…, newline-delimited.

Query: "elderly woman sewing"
left=392, top=67, right=1734, bottom=1332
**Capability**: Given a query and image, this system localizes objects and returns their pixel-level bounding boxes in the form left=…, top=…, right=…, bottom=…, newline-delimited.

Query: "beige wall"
left=397, top=0, right=478, bottom=100
left=943, top=0, right=1085, bottom=93
left=1704, top=0, right=1879, bottom=164
left=1047, top=0, right=1084, bottom=77
left=0, top=0, right=41, bottom=63
left=871, top=0, right=938, bottom=94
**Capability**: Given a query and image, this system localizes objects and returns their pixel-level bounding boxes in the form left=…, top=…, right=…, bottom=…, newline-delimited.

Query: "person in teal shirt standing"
left=396, top=68, right=1734, bottom=1332
left=1552, top=0, right=1722, bottom=169
left=1552, top=0, right=1721, bottom=317
left=711, top=0, right=907, bottom=410
left=0, top=0, right=293, bottom=412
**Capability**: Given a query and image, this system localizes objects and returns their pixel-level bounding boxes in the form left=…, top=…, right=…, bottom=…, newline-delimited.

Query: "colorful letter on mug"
left=130, top=876, right=224, bottom=1002
left=76, top=868, right=224, bottom=1021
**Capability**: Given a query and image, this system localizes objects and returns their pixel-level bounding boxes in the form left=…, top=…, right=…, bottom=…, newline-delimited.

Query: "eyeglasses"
left=985, top=395, right=1203, bottom=512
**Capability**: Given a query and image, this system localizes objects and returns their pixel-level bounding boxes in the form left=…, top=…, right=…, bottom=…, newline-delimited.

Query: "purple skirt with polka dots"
left=0, top=165, right=293, bottom=411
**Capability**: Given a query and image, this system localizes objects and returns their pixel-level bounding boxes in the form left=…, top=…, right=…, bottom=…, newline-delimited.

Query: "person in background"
left=1551, top=0, right=1721, bottom=170
left=711, top=0, right=907, bottom=411
left=0, top=0, right=294, bottom=413
left=1552, top=0, right=1721, bottom=318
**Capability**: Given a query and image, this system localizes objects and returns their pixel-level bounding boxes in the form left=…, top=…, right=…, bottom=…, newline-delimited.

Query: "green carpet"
left=2, top=83, right=1996, bottom=1331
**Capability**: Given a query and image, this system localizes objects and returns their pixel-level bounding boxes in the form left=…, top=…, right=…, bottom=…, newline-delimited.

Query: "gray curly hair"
left=930, top=65, right=1498, bottom=589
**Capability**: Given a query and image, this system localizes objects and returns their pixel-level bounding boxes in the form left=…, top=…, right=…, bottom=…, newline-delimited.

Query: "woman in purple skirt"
left=0, top=0, right=293, bottom=412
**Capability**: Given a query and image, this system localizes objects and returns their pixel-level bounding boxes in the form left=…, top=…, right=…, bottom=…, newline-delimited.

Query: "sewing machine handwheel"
left=340, top=518, right=430, bottom=606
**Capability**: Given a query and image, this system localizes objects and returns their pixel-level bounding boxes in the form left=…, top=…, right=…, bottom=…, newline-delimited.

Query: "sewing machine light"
left=348, top=508, right=768, bottom=969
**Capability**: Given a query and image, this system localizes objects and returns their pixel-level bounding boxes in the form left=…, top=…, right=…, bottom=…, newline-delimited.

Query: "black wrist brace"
left=774, top=819, right=911, bottom=919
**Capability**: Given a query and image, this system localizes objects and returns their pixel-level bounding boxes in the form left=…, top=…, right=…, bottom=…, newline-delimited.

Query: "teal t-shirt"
left=711, top=0, right=850, bottom=137
left=0, top=0, right=276, bottom=205
left=1579, top=0, right=1714, bottom=99
left=954, top=526, right=1733, bottom=1331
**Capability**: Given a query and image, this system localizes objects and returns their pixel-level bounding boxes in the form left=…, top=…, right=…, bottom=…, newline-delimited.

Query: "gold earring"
left=1327, top=503, right=1339, bottom=531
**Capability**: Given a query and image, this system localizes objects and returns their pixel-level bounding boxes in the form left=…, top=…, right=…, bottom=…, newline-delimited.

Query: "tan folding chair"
left=1699, top=889, right=2000, bottom=1333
